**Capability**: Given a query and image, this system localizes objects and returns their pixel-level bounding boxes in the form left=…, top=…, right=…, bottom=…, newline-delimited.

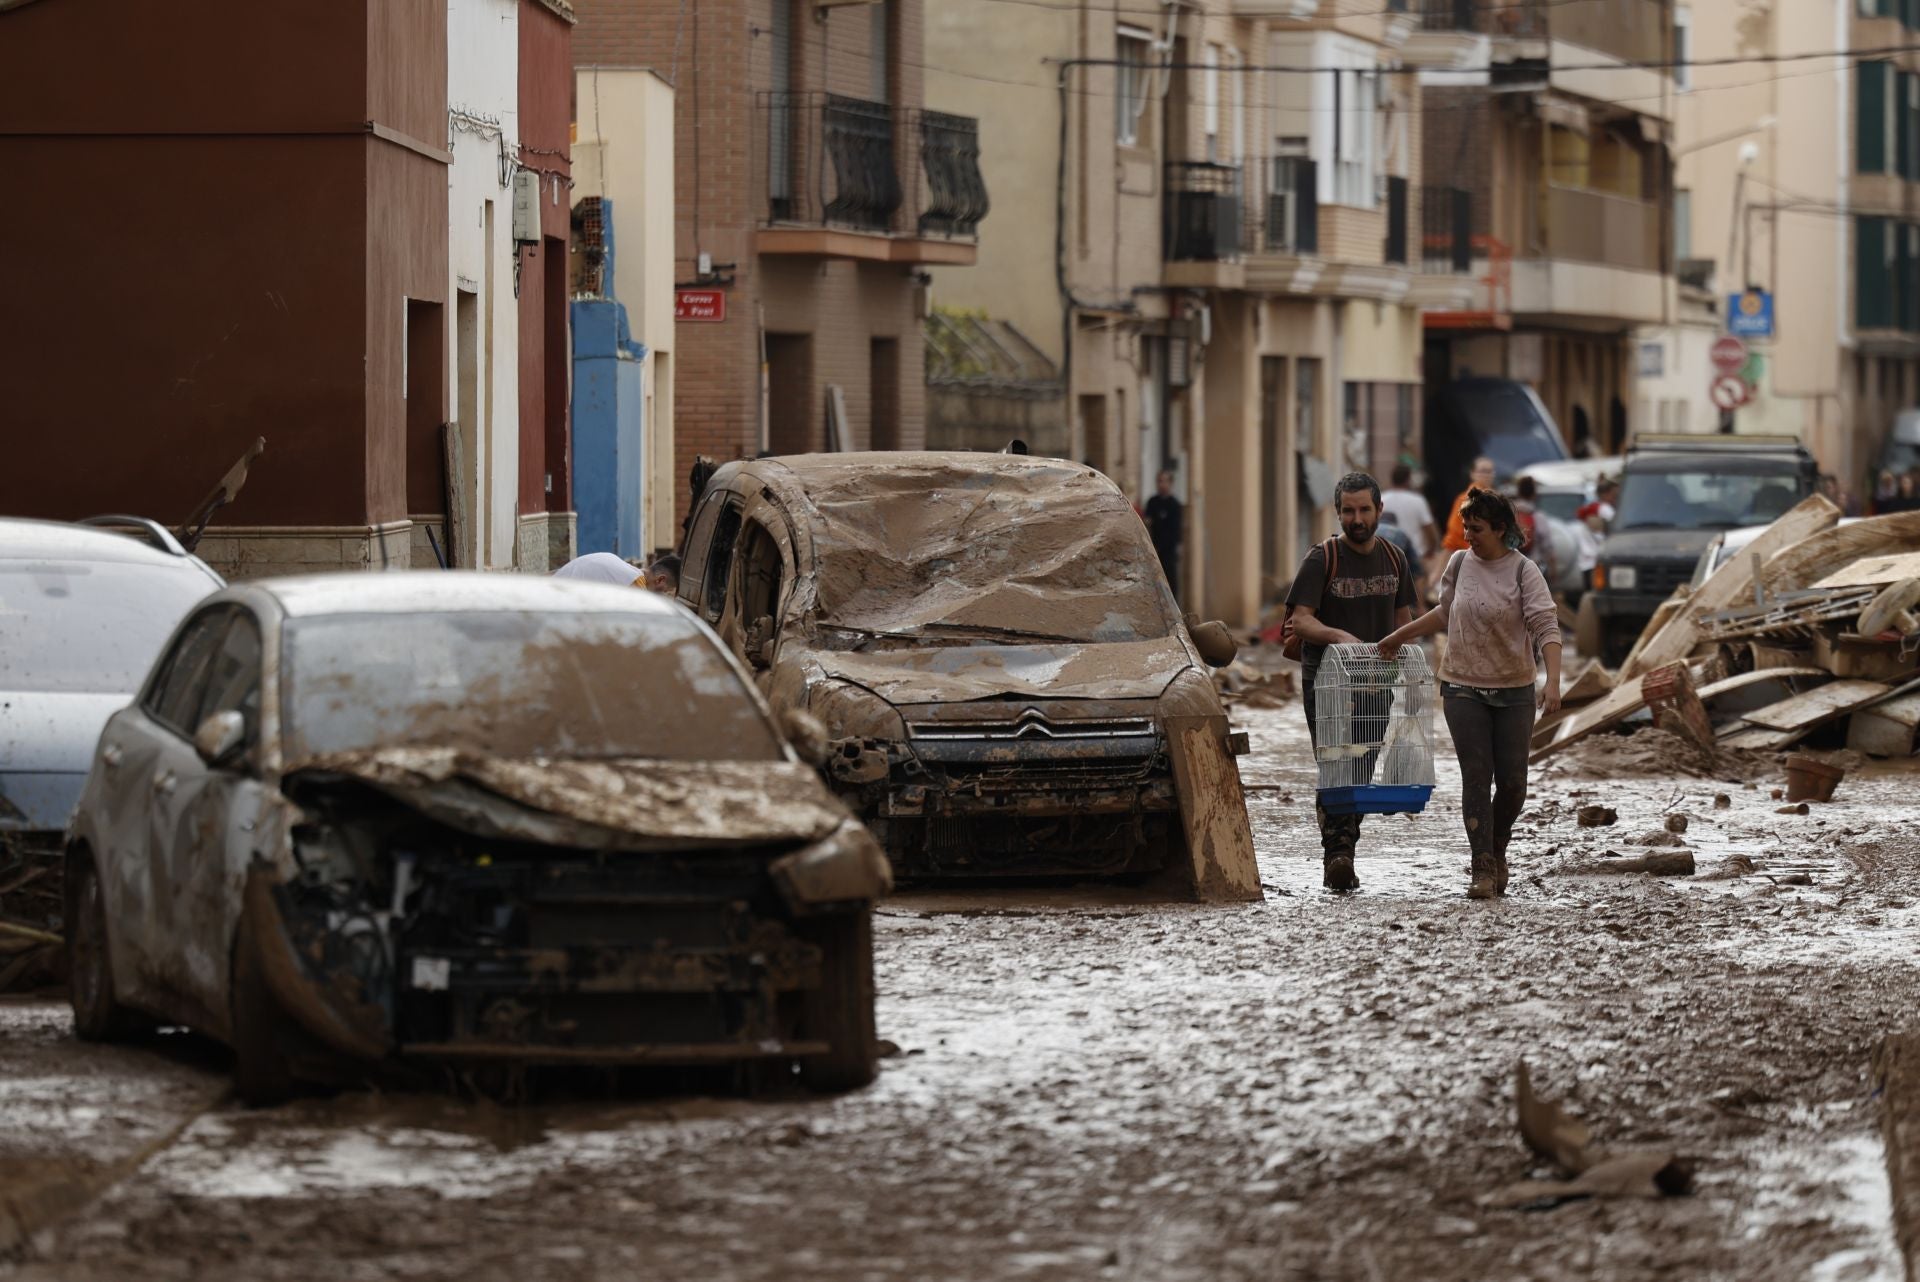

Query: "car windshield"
left=796, top=459, right=1179, bottom=647
left=283, top=611, right=784, bottom=763
left=0, top=560, right=211, bottom=694
left=1445, top=383, right=1568, bottom=473
left=1615, top=465, right=1807, bottom=531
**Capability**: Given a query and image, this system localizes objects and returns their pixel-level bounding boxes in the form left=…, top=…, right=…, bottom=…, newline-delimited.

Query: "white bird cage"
left=1312, top=643, right=1436, bottom=815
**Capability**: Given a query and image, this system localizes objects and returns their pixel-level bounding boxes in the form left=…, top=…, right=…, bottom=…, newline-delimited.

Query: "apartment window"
left=1904, top=72, right=1920, bottom=178
left=871, top=0, right=890, bottom=102
left=1229, top=48, right=1246, bottom=169
left=1117, top=27, right=1150, bottom=146
left=1860, top=216, right=1895, bottom=329
left=1203, top=44, right=1221, bottom=162
left=1673, top=8, right=1692, bottom=91
left=1859, top=61, right=1891, bottom=173
left=1674, top=189, right=1691, bottom=261
left=1334, top=68, right=1378, bottom=208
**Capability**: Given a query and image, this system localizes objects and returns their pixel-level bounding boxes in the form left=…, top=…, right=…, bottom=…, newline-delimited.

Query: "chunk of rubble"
left=1483, top=1061, right=1695, bottom=1211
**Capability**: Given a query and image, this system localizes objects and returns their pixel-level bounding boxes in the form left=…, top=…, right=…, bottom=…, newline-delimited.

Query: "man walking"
left=1285, top=473, right=1418, bottom=891
left=1443, top=456, right=1497, bottom=552
left=1143, top=469, right=1184, bottom=598
left=1381, top=463, right=1438, bottom=561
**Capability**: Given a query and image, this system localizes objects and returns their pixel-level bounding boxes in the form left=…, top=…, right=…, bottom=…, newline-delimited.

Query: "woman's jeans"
left=1440, top=683, right=1535, bottom=862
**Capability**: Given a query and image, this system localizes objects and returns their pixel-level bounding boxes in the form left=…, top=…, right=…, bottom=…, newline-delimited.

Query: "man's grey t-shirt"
left=1284, top=538, right=1418, bottom=668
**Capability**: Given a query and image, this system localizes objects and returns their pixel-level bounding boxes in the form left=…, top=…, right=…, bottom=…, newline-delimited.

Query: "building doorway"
left=455, top=288, right=480, bottom=567
left=869, top=337, right=900, bottom=449
left=766, top=332, right=813, bottom=454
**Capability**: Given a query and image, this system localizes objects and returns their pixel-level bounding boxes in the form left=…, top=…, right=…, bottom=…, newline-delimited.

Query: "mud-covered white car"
left=677, top=452, right=1258, bottom=900
left=2, top=517, right=222, bottom=984
left=65, top=573, right=891, bottom=1103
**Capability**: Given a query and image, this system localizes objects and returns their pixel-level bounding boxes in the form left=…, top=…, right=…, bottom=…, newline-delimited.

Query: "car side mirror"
left=193, top=710, right=247, bottom=768
left=1189, top=619, right=1239, bottom=668
left=780, top=708, right=830, bottom=769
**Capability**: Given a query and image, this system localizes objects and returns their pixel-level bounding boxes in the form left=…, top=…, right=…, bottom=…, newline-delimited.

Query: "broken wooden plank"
left=1757, top=510, right=1920, bottom=598
left=1559, top=851, right=1696, bottom=877
left=1860, top=577, right=1920, bottom=637
left=1813, top=551, right=1920, bottom=592
left=1617, top=495, right=1840, bottom=683
left=1165, top=715, right=1263, bottom=903
left=1696, top=667, right=1828, bottom=704
left=1560, top=659, right=1614, bottom=706
left=1531, top=661, right=1707, bottom=762
left=1740, top=679, right=1891, bottom=732
left=1719, top=725, right=1799, bottom=752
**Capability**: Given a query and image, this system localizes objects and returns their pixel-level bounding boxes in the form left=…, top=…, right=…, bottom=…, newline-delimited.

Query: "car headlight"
left=1609, top=564, right=1639, bottom=591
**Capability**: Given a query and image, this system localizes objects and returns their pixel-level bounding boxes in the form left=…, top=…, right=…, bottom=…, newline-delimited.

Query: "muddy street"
left=5, top=702, right=1918, bottom=1282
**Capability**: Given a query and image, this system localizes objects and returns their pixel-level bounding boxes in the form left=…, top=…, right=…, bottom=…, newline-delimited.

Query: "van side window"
left=704, top=502, right=743, bottom=622
left=737, top=520, right=784, bottom=627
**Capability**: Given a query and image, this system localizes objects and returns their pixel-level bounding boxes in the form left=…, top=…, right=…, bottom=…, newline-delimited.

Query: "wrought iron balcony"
left=1417, top=0, right=1546, bottom=37
left=757, top=92, right=988, bottom=250
left=1164, top=162, right=1243, bottom=262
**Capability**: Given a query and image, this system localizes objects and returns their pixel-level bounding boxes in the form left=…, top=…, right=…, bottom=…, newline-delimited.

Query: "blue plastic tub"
left=1316, top=784, right=1434, bottom=816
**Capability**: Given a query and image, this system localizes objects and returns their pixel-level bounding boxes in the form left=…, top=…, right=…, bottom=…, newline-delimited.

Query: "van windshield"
left=1444, top=382, right=1567, bottom=473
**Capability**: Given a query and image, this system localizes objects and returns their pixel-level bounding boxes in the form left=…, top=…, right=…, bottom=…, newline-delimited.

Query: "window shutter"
left=1861, top=62, right=1889, bottom=173
left=1297, top=158, right=1320, bottom=254
left=1859, top=216, right=1892, bottom=329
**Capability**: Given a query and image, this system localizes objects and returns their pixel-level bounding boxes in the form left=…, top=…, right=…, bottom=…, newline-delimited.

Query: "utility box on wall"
left=512, top=169, right=542, bottom=244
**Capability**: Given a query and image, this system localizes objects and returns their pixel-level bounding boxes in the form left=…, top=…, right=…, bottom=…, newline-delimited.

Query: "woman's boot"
left=1493, top=851, right=1510, bottom=896
left=1467, top=851, right=1497, bottom=900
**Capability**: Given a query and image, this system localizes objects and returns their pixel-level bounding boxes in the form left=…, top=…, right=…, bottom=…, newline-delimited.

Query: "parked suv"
left=1590, top=434, right=1816, bottom=663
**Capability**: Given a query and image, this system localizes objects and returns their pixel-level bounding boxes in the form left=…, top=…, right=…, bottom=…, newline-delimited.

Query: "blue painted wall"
left=571, top=298, right=646, bottom=557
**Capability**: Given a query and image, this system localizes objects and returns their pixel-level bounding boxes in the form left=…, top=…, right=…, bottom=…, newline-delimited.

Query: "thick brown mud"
left=5, top=706, right=1918, bottom=1282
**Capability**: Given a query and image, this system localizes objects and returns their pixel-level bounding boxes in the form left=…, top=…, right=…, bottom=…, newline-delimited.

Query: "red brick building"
left=0, top=0, right=450, bottom=574
left=573, top=0, right=987, bottom=524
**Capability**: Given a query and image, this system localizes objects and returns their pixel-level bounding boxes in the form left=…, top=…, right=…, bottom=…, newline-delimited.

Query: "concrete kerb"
left=0, top=1084, right=230, bottom=1256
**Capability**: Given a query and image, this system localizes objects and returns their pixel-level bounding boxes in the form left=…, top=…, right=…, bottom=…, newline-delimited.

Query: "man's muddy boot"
left=1323, top=854, right=1359, bottom=891
left=1467, top=852, right=1497, bottom=900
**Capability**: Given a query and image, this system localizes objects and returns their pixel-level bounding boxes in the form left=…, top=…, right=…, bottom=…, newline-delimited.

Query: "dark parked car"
left=675, top=452, right=1259, bottom=901
left=1590, top=434, right=1817, bottom=663
left=65, top=573, right=891, bottom=1102
left=1424, top=377, right=1570, bottom=517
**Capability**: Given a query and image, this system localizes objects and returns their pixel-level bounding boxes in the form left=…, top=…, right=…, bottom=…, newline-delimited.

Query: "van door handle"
left=151, top=772, right=176, bottom=797
left=101, top=744, right=123, bottom=768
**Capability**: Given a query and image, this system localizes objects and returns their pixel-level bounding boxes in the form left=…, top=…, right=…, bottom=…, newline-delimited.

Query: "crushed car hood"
left=288, top=748, right=847, bottom=850
left=811, top=637, right=1191, bottom=704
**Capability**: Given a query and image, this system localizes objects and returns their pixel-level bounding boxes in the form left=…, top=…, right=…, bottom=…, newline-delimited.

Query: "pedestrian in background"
left=646, top=553, right=681, bottom=596
left=1377, top=488, right=1562, bottom=900
left=1443, top=456, right=1497, bottom=552
left=1894, top=471, right=1920, bottom=513
left=1382, top=463, right=1439, bottom=561
left=1284, top=472, right=1417, bottom=891
left=1143, top=469, right=1185, bottom=599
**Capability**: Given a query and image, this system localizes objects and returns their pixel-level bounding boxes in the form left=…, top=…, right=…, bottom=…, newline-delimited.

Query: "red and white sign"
left=1710, top=335, right=1748, bottom=375
left=675, top=289, right=726, bottom=322
left=1710, top=374, right=1751, bottom=411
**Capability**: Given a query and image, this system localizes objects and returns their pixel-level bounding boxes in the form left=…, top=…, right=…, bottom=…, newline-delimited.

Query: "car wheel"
left=68, top=855, right=142, bottom=1043
left=230, top=914, right=296, bottom=1107
left=797, top=908, right=878, bottom=1093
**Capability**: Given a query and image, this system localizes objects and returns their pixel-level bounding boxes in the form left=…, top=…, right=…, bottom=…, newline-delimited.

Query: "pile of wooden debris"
left=1534, top=497, right=1920, bottom=763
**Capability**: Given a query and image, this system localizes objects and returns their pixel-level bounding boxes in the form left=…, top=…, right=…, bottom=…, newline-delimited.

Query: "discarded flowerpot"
left=1713, top=794, right=1732, bottom=809
left=1577, top=805, right=1618, bottom=828
left=1770, top=788, right=1784, bottom=800
left=1665, top=814, right=1691, bottom=834
left=1783, top=755, right=1845, bottom=804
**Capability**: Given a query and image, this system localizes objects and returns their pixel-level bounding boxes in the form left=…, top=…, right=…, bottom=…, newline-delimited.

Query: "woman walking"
left=1378, top=490, right=1561, bottom=899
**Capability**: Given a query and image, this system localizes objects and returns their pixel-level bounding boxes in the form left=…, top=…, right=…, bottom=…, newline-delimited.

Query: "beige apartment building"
left=1413, top=0, right=1678, bottom=458
left=927, top=2, right=1475, bottom=626
left=1643, top=0, right=1916, bottom=490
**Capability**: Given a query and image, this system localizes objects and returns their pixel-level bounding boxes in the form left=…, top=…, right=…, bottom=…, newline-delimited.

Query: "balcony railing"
left=1417, top=0, right=1546, bottom=37
left=1164, top=162, right=1243, bottom=262
left=758, top=92, right=988, bottom=240
left=1419, top=0, right=1666, bottom=61
left=1531, top=184, right=1663, bottom=273
left=918, top=110, right=989, bottom=238
left=1259, top=156, right=1318, bottom=255
left=1421, top=185, right=1472, bottom=273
